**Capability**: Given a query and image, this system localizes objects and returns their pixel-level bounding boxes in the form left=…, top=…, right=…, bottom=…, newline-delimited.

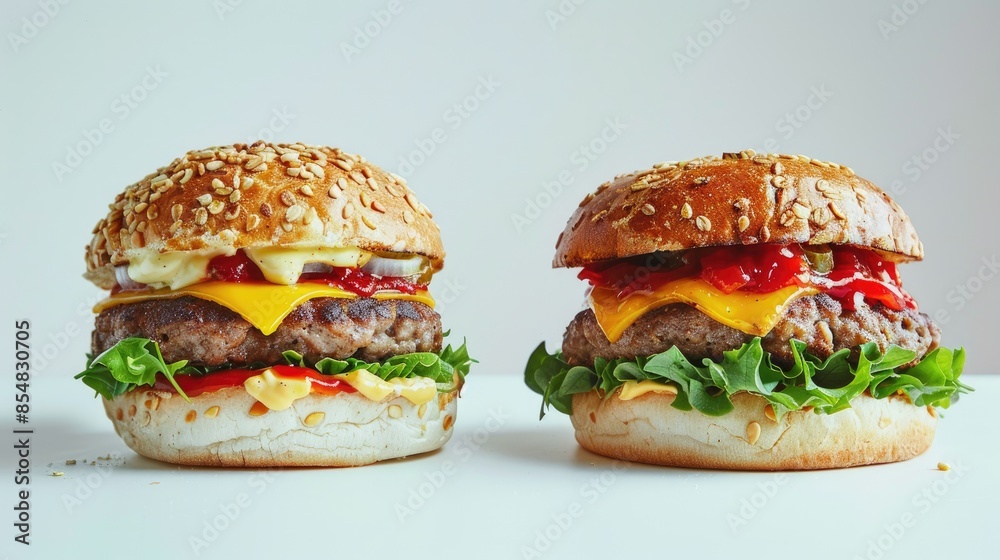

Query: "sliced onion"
left=301, top=262, right=334, bottom=274
left=114, top=265, right=147, bottom=291
left=362, top=255, right=427, bottom=278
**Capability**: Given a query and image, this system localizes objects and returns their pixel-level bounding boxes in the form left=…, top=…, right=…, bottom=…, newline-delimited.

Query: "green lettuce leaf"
left=525, top=338, right=970, bottom=419
left=78, top=336, right=474, bottom=401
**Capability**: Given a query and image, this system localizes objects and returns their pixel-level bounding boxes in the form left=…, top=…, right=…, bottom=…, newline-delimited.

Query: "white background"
left=1, top=1, right=997, bottom=559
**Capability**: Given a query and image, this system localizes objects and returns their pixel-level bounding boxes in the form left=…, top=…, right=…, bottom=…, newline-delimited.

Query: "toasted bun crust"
left=570, top=390, right=936, bottom=470
left=85, top=142, right=443, bottom=289
left=554, top=150, right=923, bottom=267
left=103, top=387, right=459, bottom=467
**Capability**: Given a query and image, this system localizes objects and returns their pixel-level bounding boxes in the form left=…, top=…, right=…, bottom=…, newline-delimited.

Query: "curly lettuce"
left=77, top=336, right=474, bottom=401
left=525, top=338, right=970, bottom=420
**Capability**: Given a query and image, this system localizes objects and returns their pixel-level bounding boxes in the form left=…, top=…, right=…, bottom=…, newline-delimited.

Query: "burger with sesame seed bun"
left=77, top=141, right=473, bottom=467
left=526, top=150, right=970, bottom=470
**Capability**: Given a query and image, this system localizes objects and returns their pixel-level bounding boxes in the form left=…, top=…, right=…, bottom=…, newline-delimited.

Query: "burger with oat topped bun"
left=78, top=141, right=473, bottom=467
left=526, top=150, right=969, bottom=470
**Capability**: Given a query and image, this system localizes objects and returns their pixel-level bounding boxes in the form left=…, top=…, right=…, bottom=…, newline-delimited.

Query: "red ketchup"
left=208, top=251, right=421, bottom=296
left=579, top=243, right=916, bottom=311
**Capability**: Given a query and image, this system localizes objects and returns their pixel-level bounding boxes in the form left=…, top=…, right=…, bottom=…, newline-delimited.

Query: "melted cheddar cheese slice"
left=589, top=278, right=817, bottom=343
left=94, top=282, right=435, bottom=336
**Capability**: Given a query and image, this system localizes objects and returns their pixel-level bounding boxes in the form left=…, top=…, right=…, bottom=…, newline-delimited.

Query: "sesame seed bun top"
left=553, top=150, right=923, bottom=268
left=84, top=142, right=444, bottom=288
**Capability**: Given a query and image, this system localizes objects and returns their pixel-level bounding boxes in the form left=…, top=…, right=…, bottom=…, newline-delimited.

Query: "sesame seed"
left=696, top=215, right=711, bottom=231
left=133, top=202, right=149, bottom=213
left=196, top=193, right=213, bottom=206
left=333, top=159, right=352, bottom=172
left=241, top=177, right=254, bottom=189
left=306, top=163, right=324, bottom=179
left=299, top=169, right=314, bottom=180
left=779, top=210, right=796, bottom=227
left=299, top=185, right=314, bottom=197
left=641, top=203, right=656, bottom=216
left=738, top=215, right=750, bottom=232
left=764, top=405, right=777, bottom=422
left=130, top=231, right=144, bottom=248
left=286, top=167, right=301, bottom=177
left=342, top=203, right=354, bottom=219
left=792, top=202, right=810, bottom=219
left=938, top=462, right=950, bottom=472
left=194, top=208, right=208, bottom=226
left=631, top=182, right=649, bottom=192
left=224, top=205, right=241, bottom=221
left=303, top=207, right=317, bottom=225
left=280, top=152, right=299, bottom=163
left=360, top=191, right=372, bottom=207
left=280, top=191, right=296, bottom=206
left=303, top=412, right=326, bottom=427
left=760, top=225, right=771, bottom=241
left=402, top=210, right=414, bottom=224
left=810, top=206, right=832, bottom=226
left=366, top=177, right=379, bottom=190
left=245, top=156, right=263, bottom=170
left=171, top=204, right=183, bottom=221
left=772, top=162, right=784, bottom=175
left=384, top=183, right=402, bottom=197
left=212, top=178, right=226, bottom=191
left=146, top=205, right=159, bottom=220
left=230, top=190, right=241, bottom=203
left=680, top=203, right=693, bottom=219
left=361, top=214, right=376, bottom=230
left=206, top=160, right=224, bottom=171
left=371, top=200, right=386, bottom=213
left=693, top=176, right=710, bottom=185
left=771, top=175, right=788, bottom=188
left=180, top=168, right=193, bottom=184
left=404, top=192, right=420, bottom=212
left=280, top=222, right=292, bottom=232
left=349, top=171, right=365, bottom=184
left=361, top=167, right=373, bottom=179
left=208, top=200, right=225, bottom=215
left=829, top=202, right=846, bottom=220
left=260, top=202, right=273, bottom=217
left=328, top=184, right=342, bottom=199
left=246, top=214, right=261, bottom=231
left=285, top=204, right=304, bottom=222
left=746, top=421, right=761, bottom=445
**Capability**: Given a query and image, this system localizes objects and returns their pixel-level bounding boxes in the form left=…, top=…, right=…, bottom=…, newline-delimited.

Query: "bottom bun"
left=570, top=390, right=936, bottom=470
left=103, top=387, right=459, bottom=467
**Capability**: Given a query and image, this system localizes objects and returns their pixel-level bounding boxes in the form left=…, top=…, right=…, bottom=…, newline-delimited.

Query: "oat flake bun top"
left=554, top=150, right=923, bottom=268
left=85, top=141, right=443, bottom=288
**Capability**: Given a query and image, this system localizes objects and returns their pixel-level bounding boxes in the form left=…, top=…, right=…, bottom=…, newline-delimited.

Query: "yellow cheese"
left=94, top=282, right=436, bottom=336
left=618, top=380, right=679, bottom=401
left=589, top=278, right=817, bottom=343
left=333, top=370, right=437, bottom=406
left=244, top=368, right=312, bottom=410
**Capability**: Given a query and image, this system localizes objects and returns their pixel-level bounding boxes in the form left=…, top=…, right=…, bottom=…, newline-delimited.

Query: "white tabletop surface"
left=10, top=372, right=994, bottom=560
